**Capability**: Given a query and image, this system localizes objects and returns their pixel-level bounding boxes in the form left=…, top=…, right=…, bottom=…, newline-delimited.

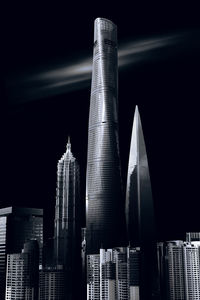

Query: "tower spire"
left=66, top=136, right=71, bottom=152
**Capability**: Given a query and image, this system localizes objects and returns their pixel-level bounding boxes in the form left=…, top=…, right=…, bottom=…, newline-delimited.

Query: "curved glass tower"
left=86, top=18, right=126, bottom=254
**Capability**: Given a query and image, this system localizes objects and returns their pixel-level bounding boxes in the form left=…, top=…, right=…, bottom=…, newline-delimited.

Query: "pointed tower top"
left=134, top=105, right=139, bottom=118
left=66, top=136, right=71, bottom=152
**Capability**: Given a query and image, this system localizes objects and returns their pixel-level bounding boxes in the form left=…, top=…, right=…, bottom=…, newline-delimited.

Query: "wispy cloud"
left=7, top=30, right=198, bottom=105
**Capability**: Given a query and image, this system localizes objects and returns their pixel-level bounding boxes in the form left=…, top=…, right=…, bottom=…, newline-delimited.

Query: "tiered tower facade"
left=54, top=138, right=81, bottom=299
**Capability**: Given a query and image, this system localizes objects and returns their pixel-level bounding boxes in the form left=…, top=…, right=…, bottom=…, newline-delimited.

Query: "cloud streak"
left=7, top=30, right=199, bottom=105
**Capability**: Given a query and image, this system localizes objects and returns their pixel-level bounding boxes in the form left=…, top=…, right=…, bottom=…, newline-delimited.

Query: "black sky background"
left=4, top=1, right=200, bottom=242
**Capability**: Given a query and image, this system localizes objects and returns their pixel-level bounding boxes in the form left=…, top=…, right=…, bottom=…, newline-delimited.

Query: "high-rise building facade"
left=186, top=232, right=200, bottom=242
left=86, top=17, right=126, bottom=254
left=161, top=240, right=200, bottom=300
left=5, top=240, right=39, bottom=300
left=125, top=106, right=156, bottom=299
left=167, top=241, right=185, bottom=300
left=100, top=249, right=116, bottom=300
left=114, top=248, right=129, bottom=300
left=39, top=265, right=65, bottom=300
left=87, top=246, right=140, bottom=300
left=183, top=242, right=200, bottom=300
left=157, top=240, right=200, bottom=300
left=127, top=247, right=140, bottom=300
left=0, top=207, right=43, bottom=299
left=87, top=254, right=100, bottom=300
left=54, top=138, right=81, bottom=299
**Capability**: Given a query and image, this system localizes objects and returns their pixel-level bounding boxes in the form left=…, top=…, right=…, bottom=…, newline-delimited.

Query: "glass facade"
left=86, top=17, right=126, bottom=255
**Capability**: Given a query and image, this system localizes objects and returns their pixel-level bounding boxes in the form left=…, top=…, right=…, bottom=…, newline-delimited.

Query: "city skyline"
left=1, top=8, right=199, bottom=299
left=3, top=11, right=200, bottom=298
left=5, top=5, right=200, bottom=247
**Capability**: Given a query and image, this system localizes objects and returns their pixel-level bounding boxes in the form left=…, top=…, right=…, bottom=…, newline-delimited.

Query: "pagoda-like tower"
left=86, top=18, right=126, bottom=254
left=54, top=138, right=81, bottom=299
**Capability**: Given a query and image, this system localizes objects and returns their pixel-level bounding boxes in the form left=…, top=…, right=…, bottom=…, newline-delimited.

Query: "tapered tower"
left=86, top=18, right=126, bottom=254
left=125, top=106, right=157, bottom=299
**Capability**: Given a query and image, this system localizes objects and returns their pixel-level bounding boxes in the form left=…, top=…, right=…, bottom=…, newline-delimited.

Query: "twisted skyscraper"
left=86, top=18, right=126, bottom=254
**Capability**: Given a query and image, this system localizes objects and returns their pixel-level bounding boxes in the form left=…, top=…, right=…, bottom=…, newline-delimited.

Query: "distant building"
left=167, top=241, right=185, bottom=300
left=114, top=248, right=128, bottom=300
left=157, top=240, right=200, bottom=300
left=5, top=240, right=39, bottom=300
left=87, top=247, right=140, bottom=300
left=100, top=249, right=116, bottom=300
left=127, top=247, right=140, bottom=300
left=183, top=242, right=200, bottom=300
left=87, top=254, right=100, bottom=300
left=0, top=207, right=43, bottom=299
left=186, top=232, right=200, bottom=242
left=39, top=265, right=65, bottom=300
left=157, top=242, right=169, bottom=300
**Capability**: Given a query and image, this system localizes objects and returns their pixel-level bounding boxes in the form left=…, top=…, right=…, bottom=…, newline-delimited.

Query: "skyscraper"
left=86, top=17, right=126, bottom=254
left=0, top=207, right=43, bottom=299
left=125, top=106, right=156, bottom=299
left=54, top=138, right=81, bottom=298
left=5, top=240, right=39, bottom=300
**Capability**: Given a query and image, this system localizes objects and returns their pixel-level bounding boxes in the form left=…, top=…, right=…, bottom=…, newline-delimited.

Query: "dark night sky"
left=4, top=2, right=200, bottom=241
